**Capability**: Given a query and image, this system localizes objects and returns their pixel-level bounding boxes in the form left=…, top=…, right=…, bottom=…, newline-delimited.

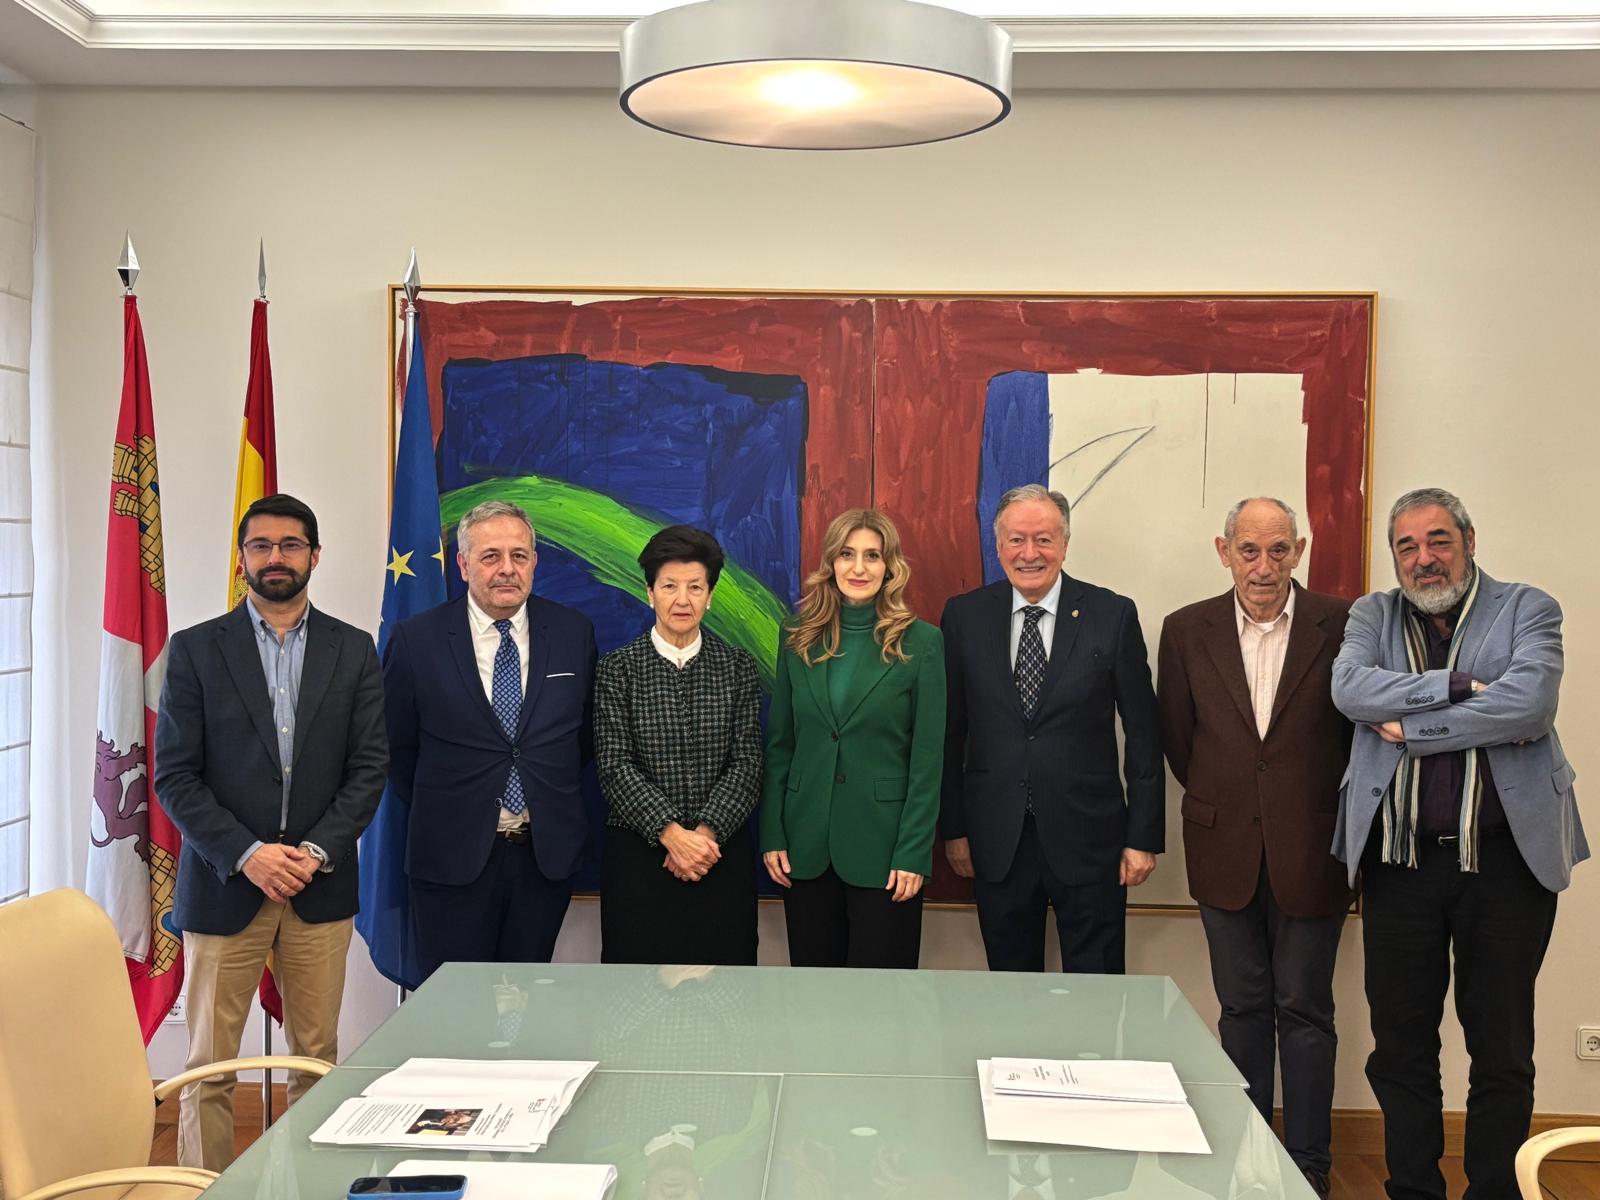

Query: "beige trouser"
left=178, top=900, right=352, bottom=1170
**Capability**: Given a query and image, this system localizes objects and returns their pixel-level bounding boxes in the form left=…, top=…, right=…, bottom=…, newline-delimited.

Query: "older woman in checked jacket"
left=595, top=525, right=764, bottom=965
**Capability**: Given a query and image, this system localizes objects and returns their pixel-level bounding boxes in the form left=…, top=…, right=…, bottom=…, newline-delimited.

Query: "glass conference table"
left=203, top=963, right=1314, bottom=1199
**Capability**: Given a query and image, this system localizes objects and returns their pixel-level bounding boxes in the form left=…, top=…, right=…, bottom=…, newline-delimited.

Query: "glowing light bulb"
left=756, top=66, right=863, bottom=111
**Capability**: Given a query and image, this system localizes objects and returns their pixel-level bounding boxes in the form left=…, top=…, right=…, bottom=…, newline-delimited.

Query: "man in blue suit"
left=384, top=500, right=597, bottom=979
left=1333, top=486, right=1589, bottom=1200
left=940, top=484, right=1164, bottom=973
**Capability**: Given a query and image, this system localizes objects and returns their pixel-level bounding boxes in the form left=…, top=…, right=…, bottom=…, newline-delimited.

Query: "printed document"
left=977, top=1059, right=1210, bottom=1155
left=309, top=1058, right=597, bottom=1152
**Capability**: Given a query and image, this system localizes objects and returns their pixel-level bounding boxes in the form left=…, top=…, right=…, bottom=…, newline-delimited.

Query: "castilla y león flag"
left=85, top=293, right=180, bottom=1043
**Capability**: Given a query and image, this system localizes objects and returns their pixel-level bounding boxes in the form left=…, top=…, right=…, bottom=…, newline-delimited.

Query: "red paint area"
left=873, top=298, right=1370, bottom=619
left=417, top=296, right=876, bottom=564
left=411, top=295, right=1372, bottom=904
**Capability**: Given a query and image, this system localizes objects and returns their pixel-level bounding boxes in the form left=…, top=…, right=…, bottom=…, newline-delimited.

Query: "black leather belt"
left=497, top=826, right=531, bottom=845
left=1429, top=826, right=1512, bottom=847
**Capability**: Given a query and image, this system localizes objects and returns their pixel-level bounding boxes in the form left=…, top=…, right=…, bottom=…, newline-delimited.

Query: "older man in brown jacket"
left=1157, top=496, right=1354, bottom=1200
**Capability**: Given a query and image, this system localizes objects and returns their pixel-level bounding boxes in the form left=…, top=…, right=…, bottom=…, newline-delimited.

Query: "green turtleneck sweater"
left=828, top=601, right=879, bottom=716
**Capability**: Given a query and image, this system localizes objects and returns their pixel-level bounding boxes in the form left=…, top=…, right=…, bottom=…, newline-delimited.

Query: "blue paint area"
left=978, top=371, right=1052, bottom=584
left=438, top=353, right=807, bottom=894
left=439, top=354, right=805, bottom=622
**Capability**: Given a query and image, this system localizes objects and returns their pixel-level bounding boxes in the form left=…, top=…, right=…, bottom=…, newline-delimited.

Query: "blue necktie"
left=491, top=618, right=526, bottom=816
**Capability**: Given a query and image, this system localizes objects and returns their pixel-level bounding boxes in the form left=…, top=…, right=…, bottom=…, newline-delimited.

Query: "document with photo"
left=309, top=1058, right=598, bottom=1152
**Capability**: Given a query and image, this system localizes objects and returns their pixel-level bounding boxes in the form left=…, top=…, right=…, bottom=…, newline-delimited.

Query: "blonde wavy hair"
left=786, top=508, right=917, bottom=666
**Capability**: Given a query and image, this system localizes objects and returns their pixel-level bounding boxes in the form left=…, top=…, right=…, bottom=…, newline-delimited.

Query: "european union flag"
left=356, top=320, right=444, bottom=990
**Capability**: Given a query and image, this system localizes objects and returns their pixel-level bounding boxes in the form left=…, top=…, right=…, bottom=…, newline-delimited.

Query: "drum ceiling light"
left=619, top=0, right=1013, bottom=151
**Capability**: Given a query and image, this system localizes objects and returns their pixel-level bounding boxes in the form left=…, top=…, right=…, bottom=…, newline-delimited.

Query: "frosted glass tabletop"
left=204, top=965, right=1290, bottom=1199
left=342, top=963, right=1246, bottom=1086
left=202, top=1068, right=1310, bottom=1199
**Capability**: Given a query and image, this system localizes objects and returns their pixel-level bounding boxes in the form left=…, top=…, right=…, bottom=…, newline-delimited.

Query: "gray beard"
left=1399, top=564, right=1473, bottom=615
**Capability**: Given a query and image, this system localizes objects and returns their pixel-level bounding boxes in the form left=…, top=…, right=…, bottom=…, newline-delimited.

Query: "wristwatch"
left=299, top=841, right=331, bottom=872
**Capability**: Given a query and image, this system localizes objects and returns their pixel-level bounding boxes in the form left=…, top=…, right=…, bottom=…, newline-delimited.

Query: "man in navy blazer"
left=941, top=484, right=1164, bottom=973
left=155, top=494, right=386, bottom=1169
left=384, top=500, right=597, bottom=979
left=1333, top=486, right=1589, bottom=1200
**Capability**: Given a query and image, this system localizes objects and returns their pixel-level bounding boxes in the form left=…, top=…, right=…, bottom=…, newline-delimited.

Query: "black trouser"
left=1199, top=858, right=1346, bottom=1176
left=783, top=864, right=923, bottom=968
left=972, top=813, right=1127, bottom=973
left=410, top=833, right=573, bottom=981
left=1361, top=829, right=1557, bottom=1200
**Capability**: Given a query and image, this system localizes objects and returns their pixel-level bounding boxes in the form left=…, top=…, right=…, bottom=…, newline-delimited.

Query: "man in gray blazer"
left=1332, top=486, right=1588, bottom=1200
left=156, top=494, right=387, bottom=1170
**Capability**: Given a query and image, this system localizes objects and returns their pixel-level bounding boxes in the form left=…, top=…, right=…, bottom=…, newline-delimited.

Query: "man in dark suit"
left=155, top=494, right=387, bottom=1169
left=940, top=484, right=1163, bottom=973
left=1156, top=496, right=1352, bottom=1199
left=384, top=500, right=597, bottom=979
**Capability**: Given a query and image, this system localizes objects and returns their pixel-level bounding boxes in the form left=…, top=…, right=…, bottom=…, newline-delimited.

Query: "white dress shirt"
left=1009, top=575, right=1063, bottom=668
left=466, top=594, right=531, bottom=830
left=1234, top=586, right=1295, bottom=740
left=650, top=626, right=703, bottom=668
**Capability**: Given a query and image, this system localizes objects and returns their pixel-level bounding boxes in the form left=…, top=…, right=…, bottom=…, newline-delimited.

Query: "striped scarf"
left=1380, top=566, right=1486, bottom=873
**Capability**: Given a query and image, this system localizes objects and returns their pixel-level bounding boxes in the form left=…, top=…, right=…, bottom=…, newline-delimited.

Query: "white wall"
left=26, top=85, right=1600, bottom=1111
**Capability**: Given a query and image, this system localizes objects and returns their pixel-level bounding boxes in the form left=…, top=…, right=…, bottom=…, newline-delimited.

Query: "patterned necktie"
left=1015, top=606, right=1047, bottom=719
left=491, top=618, right=526, bottom=816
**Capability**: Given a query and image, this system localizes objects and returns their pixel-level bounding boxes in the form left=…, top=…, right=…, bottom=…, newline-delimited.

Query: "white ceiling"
left=3, top=0, right=1600, bottom=89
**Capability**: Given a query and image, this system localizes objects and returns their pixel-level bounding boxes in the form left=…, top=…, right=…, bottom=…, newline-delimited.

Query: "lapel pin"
left=1071, top=609, right=1079, bottom=619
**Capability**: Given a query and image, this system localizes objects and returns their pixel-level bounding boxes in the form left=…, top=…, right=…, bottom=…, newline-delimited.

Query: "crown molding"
left=9, top=1, right=1600, bottom=55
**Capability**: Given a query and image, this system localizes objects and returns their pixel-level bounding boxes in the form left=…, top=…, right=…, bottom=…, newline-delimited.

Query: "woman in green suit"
left=760, top=508, right=946, bottom=968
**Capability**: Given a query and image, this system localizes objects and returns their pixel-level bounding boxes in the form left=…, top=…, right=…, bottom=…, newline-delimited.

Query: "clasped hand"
left=661, top=822, right=721, bottom=883
left=762, top=850, right=923, bottom=902
left=243, top=843, right=316, bottom=902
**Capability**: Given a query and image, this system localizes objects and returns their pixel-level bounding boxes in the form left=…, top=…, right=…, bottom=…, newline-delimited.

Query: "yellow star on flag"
left=387, top=547, right=416, bottom=583
left=432, top=539, right=446, bottom=570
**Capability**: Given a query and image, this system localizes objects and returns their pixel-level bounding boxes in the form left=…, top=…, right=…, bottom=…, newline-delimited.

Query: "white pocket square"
left=545, top=671, right=576, bottom=678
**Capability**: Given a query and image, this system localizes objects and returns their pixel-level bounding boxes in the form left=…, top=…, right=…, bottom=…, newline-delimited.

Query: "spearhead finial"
left=402, top=247, right=421, bottom=309
left=118, top=232, right=140, bottom=293
left=257, top=238, right=268, bottom=300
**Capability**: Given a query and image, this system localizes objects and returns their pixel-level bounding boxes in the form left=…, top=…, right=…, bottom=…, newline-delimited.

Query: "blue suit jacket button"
left=1371, top=787, right=1382, bottom=797
left=512, top=748, right=521, bottom=758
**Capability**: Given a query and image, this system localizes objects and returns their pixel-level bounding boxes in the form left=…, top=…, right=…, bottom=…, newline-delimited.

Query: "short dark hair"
left=638, top=524, right=725, bottom=589
left=237, top=494, right=320, bottom=550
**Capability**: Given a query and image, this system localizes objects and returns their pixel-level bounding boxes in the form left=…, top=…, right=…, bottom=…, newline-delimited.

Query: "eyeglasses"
left=242, top=537, right=312, bottom=557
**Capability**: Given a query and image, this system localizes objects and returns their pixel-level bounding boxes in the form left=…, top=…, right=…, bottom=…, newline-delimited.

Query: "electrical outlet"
left=1578, top=1027, right=1600, bottom=1060
left=163, top=993, right=186, bottom=1024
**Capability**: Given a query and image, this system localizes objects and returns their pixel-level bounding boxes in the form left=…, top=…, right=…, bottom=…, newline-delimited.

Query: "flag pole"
left=401, top=246, right=420, bottom=451
left=397, top=247, right=420, bottom=1015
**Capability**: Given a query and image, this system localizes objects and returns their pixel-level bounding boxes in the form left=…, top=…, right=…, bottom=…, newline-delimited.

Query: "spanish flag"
left=228, top=298, right=277, bottom=607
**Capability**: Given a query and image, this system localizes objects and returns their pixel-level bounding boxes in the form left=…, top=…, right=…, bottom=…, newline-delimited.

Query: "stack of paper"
left=976, top=1058, right=1210, bottom=1154
left=393, top=1158, right=619, bottom=1200
left=310, top=1058, right=597, bottom=1152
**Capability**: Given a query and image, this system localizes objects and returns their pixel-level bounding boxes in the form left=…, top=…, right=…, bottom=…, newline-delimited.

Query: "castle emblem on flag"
left=111, top=434, right=166, bottom=595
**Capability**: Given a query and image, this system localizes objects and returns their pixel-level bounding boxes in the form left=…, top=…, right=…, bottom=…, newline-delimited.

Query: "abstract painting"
left=396, top=289, right=1374, bottom=907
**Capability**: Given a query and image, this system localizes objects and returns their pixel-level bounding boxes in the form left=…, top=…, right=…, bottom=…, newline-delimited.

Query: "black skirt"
left=600, top=821, right=758, bottom=966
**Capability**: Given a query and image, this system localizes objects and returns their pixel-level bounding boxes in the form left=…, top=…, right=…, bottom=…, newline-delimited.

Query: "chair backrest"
left=0, top=888, right=162, bottom=1199
left=1516, top=1126, right=1600, bottom=1200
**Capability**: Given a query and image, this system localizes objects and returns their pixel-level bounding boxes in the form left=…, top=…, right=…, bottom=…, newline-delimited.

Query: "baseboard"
left=153, top=1082, right=289, bottom=1130
left=1270, top=1109, right=1600, bottom=1162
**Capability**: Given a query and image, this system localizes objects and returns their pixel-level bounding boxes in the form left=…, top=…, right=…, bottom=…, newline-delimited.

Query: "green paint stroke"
left=440, top=474, right=789, bottom=687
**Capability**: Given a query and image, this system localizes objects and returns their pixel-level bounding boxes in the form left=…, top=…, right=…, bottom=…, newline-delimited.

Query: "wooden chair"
left=1515, top=1126, right=1600, bottom=1200
left=0, top=888, right=331, bottom=1200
